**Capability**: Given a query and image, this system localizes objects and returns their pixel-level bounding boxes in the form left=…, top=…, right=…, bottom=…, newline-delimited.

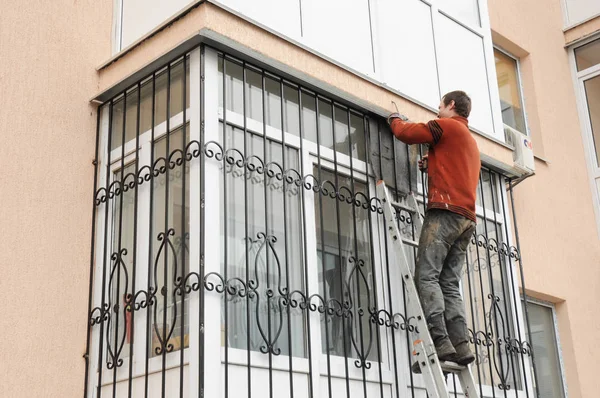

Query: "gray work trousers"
left=415, top=209, right=475, bottom=342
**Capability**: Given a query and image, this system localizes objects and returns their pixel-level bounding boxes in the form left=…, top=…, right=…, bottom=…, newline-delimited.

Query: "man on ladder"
left=387, top=91, right=480, bottom=370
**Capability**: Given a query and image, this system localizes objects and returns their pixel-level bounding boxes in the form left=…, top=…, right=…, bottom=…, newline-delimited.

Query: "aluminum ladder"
left=376, top=180, right=479, bottom=398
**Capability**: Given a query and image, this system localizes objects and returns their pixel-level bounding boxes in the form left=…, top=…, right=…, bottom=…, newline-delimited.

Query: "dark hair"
left=443, top=91, right=471, bottom=118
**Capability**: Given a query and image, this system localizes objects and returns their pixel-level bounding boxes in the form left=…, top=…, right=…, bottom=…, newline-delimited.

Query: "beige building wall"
left=1, top=0, right=599, bottom=397
left=0, top=1, right=112, bottom=397
left=489, top=0, right=600, bottom=397
left=565, top=15, right=600, bottom=45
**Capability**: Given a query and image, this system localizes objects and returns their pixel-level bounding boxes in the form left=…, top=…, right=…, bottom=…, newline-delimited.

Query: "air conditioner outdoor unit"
left=504, top=124, right=535, bottom=176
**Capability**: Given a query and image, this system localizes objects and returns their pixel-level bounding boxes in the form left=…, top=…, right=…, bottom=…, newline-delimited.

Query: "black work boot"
left=429, top=314, right=457, bottom=361
left=447, top=318, right=475, bottom=366
left=411, top=314, right=456, bottom=373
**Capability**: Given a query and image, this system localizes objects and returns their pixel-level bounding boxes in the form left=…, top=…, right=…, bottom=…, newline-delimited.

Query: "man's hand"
left=387, top=112, right=401, bottom=126
left=418, top=154, right=428, bottom=173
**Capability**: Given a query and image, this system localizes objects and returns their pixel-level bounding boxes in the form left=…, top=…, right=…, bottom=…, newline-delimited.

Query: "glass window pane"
left=583, top=75, right=600, bottom=167
left=315, top=168, right=378, bottom=361
left=476, top=169, right=500, bottom=211
left=575, top=38, right=600, bottom=72
left=495, top=49, right=527, bottom=134
left=318, top=99, right=333, bottom=149
left=246, top=69, right=263, bottom=123
left=107, top=163, right=137, bottom=365
left=111, top=88, right=143, bottom=150
left=440, top=0, right=480, bottom=27
left=333, top=106, right=350, bottom=156
left=111, top=59, right=190, bottom=151
left=301, top=92, right=317, bottom=143
left=218, top=58, right=244, bottom=116
left=168, top=59, right=190, bottom=119
left=125, top=90, right=139, bottom=145
left=283, top=84, right=300, bottom=136
left=110, top=98, right=124, bottom=151
left=265, top=76, right=282, bottom=129
left=153, top=70, right=169, bottom=128
left=150, top=125, right=191, bottom=357
left=139, top=80, right=154, bottom=135
left=219, top=124, right=306, bottom=357
left=350, top=113, right=366, bottom=161
left=154, top=61, right=189, bottom=130
left=523, top=302, right=566, bottom=398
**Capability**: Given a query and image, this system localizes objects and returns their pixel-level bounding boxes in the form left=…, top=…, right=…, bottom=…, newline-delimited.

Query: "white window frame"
left=522, top=297, right=568, bottom=398
left=99, top=108, right=193, bottom=381
left=88, top=50, right=201, bottom=397
left=112, top=0, right=124, bottom=54
left=493, top=46, right=530, bottom=136
left=560, top=0, right=600, bottom=31
left=369, top=0, right=505, bottom=141
left=568, top=33, right=600, bottom=239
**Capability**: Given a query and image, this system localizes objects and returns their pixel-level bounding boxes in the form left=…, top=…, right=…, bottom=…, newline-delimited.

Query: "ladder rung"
left=440, top=361, right=467, bottom=374
left=390, top=200, right=417, bottom=213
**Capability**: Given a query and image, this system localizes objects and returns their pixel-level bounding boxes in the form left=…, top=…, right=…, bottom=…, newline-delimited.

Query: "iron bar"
left=488, top=171, right=520, bottom=395
left=112, top=87, right=127, bottom=398
left=297, top=89, right=316, bottom=398
left=160, top=63, right=171, bottom=398
left=179, top=55, right=188, bottom=398
left=144, top=73, right=157, bottom=398
left=222, top=56, right=229, bottom=398
left=473, top=175, right=498, bottom=397
left=280, top=79, right=295, bottom=398
left=478, top=172, right=509, bottom=396
left=464, top=212, right=485, bottom=398
left=330, top=105, right=351, bottom=398
left=242, top=59, right=253, bottom=398
left=261, top=70, right=274, bottom=398
left=128, top=82, right=142, bottom=398
left=498, top=177, right=530, bottom=397
left=315, top=96, right=334, bottom=398
left=199, top=44, right=206, bottom=398
left=362, top=116, right=380, bottom=398
left=95, top=99, right=113, bottom=398
left=509, top=180, right=539, bottom=398
left=83, top=101, right=102, bottom=398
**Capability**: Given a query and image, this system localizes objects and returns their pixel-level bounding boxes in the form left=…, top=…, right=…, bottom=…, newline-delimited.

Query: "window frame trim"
left=522, top=297, right=569, bottom=398
left=89, top=53, right=201, bottom=392
left=493, top=46, right=530, bottom=137
left=99, top=118, right=196, bottom=378
left=573, top=36, right=600, bottom=75
left=568, top=35, right=600, bottom=239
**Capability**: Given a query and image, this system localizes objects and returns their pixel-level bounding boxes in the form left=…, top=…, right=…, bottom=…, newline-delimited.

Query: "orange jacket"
left=390, top=116, right=481, bottom=222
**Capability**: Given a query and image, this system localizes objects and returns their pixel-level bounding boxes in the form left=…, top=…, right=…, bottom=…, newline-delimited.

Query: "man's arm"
left=387, top=114, right=443, bottom=145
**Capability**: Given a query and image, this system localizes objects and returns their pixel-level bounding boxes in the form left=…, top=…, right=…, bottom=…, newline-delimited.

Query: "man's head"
left=437, top=91, right=471, bottom=119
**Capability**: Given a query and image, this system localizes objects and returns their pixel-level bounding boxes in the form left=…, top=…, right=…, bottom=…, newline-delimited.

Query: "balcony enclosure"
left=85, top=46, right=535, bottom=398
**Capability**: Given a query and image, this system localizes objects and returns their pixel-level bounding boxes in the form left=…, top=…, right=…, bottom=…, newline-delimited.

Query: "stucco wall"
left=565, top=14, right=600, bottom=45
left=489, top=0, right=600, bottom=397
left=0, top=1, right=112, bottom=397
